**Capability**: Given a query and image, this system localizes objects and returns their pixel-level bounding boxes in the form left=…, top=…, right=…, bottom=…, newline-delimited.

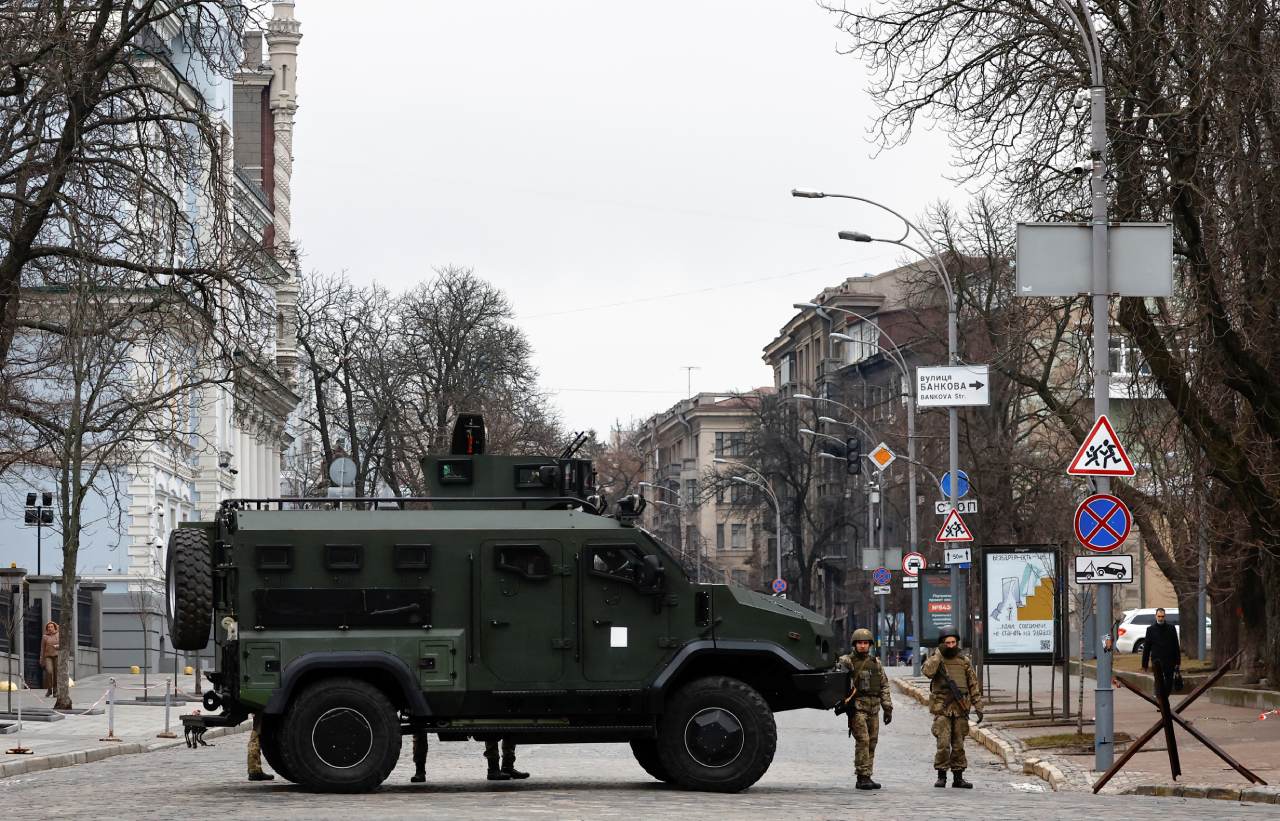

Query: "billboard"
left=982, top=546, right=1063, bottom=664
left=920, top=570, right=966, bottom=646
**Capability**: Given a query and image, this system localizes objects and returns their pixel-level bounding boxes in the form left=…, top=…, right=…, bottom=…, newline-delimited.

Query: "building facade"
left=633, top=391, right=775, bottom=590
left=0, top=3, right=304, bottom=678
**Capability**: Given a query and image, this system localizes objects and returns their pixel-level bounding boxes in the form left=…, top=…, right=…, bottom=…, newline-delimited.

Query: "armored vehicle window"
left=495, top=544, right=552, bottom=580
left=588, top=545, right=645, bottom=585
left=394, top=544, right=431, bottom=570
left=324, top=544, right=362, bottom=571
left=257, top=545, right=292, bottom=571
left=437, top=458, right=473, bottom=485
left=254, top=588, right=431, bottom=628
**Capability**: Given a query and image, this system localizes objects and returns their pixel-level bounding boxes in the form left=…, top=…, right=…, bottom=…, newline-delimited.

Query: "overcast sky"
left=290, top=1, right=961, bottom=436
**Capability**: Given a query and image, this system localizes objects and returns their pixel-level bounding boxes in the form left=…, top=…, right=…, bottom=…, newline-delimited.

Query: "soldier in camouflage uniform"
left=921, top=626, right=983, bottom=789
left=246, top=713, right=274, bottom=782
left=835, top=628, right=893, bottom=790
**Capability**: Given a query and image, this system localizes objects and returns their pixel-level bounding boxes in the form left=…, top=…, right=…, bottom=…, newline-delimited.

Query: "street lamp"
left=24, top=491, right=54, bottom=575
left=716, top=460, right=784, bottom=589
left=792, top=188, right=963, bottom=672
left=639, top=482, right=688, bottom=576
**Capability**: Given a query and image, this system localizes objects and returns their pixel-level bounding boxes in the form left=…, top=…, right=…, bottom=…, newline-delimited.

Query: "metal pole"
left=1089, top=74, right=1115, bottom=770
left=775, top=502, right=783, bottom=590
left=877, top=480, right=885, bottom=655
left=908, top=394, right=922, bottom=675
left=157, top=678, right=176, bottom=738
left=947, top=302, right=960, bottom=637
left=36, top=516, right=42, bottom=577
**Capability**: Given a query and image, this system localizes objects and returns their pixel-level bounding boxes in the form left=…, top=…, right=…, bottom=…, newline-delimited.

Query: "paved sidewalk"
left=1, top=673, right=245, bottom=779
left=971, top=662, right=1280, bottom=804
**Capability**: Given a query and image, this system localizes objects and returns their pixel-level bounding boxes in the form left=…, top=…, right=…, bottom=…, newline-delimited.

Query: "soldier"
left=835, top=628, right=893, bottom=790
left=246, top=713, right=274, bottom=782
left=921, top=626, right=983, bottom=789
left=484, top=738, right=529, bottom=780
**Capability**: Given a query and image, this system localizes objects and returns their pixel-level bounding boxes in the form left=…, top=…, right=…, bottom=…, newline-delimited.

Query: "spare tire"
left=166, top=527, right=213, bottom=650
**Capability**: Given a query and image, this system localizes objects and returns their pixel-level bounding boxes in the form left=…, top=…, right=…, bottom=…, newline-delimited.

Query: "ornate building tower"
left=266, top=0, right=302, bottom=383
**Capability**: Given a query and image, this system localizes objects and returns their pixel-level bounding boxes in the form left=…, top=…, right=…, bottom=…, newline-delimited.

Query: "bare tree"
left=824, top=0, right=1280, bottom=680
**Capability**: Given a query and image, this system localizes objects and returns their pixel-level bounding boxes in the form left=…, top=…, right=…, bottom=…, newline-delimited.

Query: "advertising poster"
left=982, top=547, right=1061, bottom=664
left=920, top=570, right=965, bottom=645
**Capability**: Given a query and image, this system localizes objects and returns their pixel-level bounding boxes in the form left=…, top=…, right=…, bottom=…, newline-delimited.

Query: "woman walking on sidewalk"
left=40, top=621, right=60, bottom=696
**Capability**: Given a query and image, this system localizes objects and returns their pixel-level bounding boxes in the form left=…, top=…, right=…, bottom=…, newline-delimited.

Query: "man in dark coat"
left=1141, top=608, right=1181, bottom=695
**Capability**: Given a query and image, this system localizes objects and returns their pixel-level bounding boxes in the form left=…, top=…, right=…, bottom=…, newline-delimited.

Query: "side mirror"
left=639, top=554, right=664, bottom=592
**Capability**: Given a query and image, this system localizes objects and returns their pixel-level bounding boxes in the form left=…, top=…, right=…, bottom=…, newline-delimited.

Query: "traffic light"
left=846, top=437, right=861, bottom=475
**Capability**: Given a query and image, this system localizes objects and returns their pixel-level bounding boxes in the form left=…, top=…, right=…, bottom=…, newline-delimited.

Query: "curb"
left=1124, top=784, right=1280, bottom=805
left=1022, top=756, right=1068, bottom=791
left=0, top=722, right=247, bottom=780
left=890, top=677, right=1025, bottom=776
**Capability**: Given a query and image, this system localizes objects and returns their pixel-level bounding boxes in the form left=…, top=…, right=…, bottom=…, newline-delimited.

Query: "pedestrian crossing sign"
left=935, top=508, right=973, bottom=542
left=1068, top=414, right=1135, bottom=476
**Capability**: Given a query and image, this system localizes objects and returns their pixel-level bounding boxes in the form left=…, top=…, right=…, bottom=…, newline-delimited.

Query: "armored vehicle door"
left=580, top=541, right=671, bottom=683
left=480, top=540, right=567, bottom=683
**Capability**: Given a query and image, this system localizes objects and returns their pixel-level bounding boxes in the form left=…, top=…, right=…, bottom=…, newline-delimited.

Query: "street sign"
left=935, top=499, right=978, bottom=515
left=1075, top=554, right=1134, bottom=584
left=916, top=365, right=991, bottom=407
left=860, top=547, right=903, bottom=572
left=935, top=509, right=974, bottom=543
left=1015, top=222, right=1174, bottom=297
left=944, top=547, right=972, bottom=565
left=868, top=442, right=896, bottom=471
left=1074, top=494, right=1132, bottom=553
left=939, top=470, right=971, bottom=499
left=902, top=579, right=919, bottom=589
left=902, top=551, right=927, bottom=577
left=872, top=585, right=891, bottom=596
left=872, top=567, right=892, bottom=585
left=1068, top=415, right=1135, bottom=477
left=771, top=577, right=788, bottom=594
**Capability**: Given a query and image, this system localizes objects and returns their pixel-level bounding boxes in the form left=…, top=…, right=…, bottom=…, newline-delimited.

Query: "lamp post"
left=639, top=482, right=690, bottom=579
left=716, top=460, right=783, bottom=589
left=792, top=189, right=963, bottom=668
left=24, top=492, right=55, bottom=576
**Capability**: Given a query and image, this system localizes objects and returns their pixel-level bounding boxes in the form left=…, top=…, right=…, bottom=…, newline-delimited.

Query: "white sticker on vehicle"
left=610, top=626, right=628, bottom=648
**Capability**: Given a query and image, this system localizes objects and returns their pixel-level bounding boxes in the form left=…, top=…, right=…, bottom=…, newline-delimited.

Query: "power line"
left=518, top=259, right=858, bottom=320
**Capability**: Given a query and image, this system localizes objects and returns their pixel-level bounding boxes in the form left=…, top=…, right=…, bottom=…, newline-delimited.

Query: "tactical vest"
left=930, top=655, right=972, bottom=702
left=850, top=655, right=883, bottom=701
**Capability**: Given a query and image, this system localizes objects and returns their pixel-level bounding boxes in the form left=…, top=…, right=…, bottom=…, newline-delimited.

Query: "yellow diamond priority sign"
left=868, top=442, right=896, bottom=471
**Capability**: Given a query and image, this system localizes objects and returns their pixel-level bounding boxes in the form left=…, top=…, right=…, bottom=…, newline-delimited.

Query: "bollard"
left=100, top=678, right=121, bottom=742
left=5, top=679, right=32, bottom=755
left=157, top=679, right=176, bottom=739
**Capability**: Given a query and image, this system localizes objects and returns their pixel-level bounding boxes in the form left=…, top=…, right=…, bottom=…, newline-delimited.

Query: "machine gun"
left=935, top=660, right=971, bottom=716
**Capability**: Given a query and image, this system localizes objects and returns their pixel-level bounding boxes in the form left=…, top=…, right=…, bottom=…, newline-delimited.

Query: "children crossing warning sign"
left=1068, top=414, right=1135, bottom=477
left=935, top=508, right=974, bottom=542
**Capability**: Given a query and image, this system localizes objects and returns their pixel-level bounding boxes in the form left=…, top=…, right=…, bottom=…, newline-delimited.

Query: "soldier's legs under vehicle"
left=247, top=714, right=274, bottom=781
left=411, top=732, right=428, bottom=782
left=850, top=710, right=879, bottom=776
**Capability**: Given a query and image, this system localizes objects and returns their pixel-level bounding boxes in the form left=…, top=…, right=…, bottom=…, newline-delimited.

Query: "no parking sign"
left=1074, top=493, right=1131, bottom=552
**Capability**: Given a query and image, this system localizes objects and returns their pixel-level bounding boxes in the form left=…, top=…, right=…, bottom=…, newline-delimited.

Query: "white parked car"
left=1114, top=607, right=1212, bottom=654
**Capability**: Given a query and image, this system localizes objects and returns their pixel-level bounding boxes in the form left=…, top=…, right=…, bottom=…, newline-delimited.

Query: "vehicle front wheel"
left=630, top=739, right=675, bottom=783
left=656, top=676, right=775, bottom=793
left=278, top=678, right=400, bottom=792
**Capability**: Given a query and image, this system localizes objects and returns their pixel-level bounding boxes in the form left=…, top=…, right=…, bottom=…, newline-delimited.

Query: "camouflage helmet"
left=938, top=625, right=961, bottom=642
left=851, top=628, right=874, bottom=643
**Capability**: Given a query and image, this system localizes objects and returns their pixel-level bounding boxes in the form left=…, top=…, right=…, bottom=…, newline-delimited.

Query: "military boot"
left=486, top=751, right=510, bottom=780
left=247, top=771, right=274, bottom=782
left=855, top=774, right=875, bottom=790
left=952, top=769, right=974, bottom=789
left=934, top=769, right=948, bottom=788
left=501, top=756, right=530, bottom=780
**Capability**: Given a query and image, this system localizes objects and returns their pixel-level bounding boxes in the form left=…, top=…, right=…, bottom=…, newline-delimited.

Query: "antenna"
left=560, top=431, right=589, bottom=460
left=682, top=365, right=700, bottom=398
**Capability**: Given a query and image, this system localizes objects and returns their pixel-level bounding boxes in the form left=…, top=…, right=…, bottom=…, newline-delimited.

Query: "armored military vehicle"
left=169, top=415, right=841, bottom=793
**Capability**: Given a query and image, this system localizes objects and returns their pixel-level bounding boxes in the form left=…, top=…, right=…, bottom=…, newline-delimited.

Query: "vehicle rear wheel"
left=260, top=716, right=298, bottom=783
left=165, top=528, right=212, bottom=650
left=1133, top=639, right=1145, bottom=655
left=656, top=676, right=775, bottom=793
left=630, top=739, right=675, bottom=783
left=278, top=678, right=400, bottom=792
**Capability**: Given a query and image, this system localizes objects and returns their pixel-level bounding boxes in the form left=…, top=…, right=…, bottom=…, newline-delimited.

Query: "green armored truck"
left=169, top=416, right=842, bottom=793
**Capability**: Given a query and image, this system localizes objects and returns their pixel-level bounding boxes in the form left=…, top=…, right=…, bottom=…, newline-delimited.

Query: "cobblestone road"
left=4, top=687, right=1274, bottom=820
